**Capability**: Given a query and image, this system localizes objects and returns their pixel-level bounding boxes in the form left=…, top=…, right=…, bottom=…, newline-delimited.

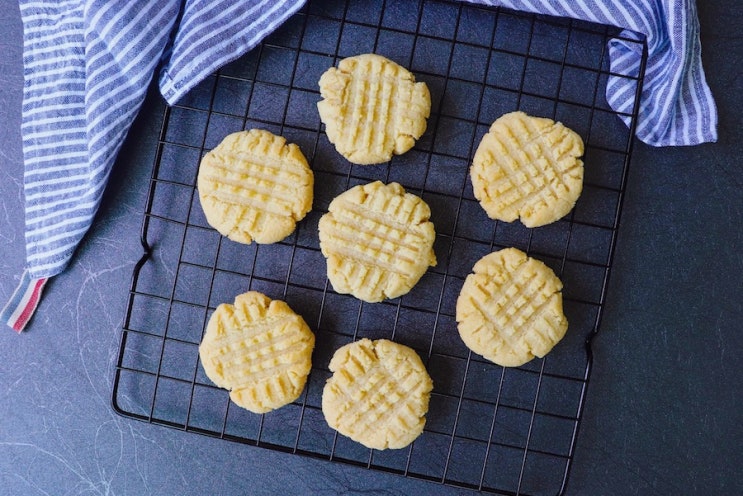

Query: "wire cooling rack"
left=112, top=1, right=646, bottom=494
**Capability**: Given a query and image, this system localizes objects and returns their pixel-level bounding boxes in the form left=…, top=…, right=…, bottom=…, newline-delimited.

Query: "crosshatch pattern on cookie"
left=199, top=291, right=315, bottom=414
left=322, top=338, right=433, bottom=450
left=319, top=181, right=437, bottom=302
left=471, top=111, right=584, bottom=228
left=456, top=248, right=568, bottom=367
left=317, top=53, right=431, bottom=165
left=198, top=129, right=314, bottom=244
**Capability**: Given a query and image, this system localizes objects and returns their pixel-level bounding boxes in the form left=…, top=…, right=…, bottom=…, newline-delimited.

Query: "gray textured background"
left=1, top=1, right=741, bottom=495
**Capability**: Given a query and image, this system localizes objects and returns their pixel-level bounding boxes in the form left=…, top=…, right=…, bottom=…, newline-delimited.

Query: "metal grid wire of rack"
left=112, top=1, right=646, bottom=494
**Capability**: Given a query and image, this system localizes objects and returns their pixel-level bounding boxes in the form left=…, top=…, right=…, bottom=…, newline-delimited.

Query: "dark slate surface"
left=0, top=1, right=741, bottom=495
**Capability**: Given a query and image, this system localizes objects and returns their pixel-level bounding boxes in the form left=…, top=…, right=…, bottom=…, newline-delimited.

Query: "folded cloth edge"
left=159, top=0, right=306, bottom=105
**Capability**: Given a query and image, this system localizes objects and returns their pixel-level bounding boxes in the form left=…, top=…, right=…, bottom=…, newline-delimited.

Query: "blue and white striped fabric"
left=4, top=0, right=717, bottom=331
left=160, top=0, right=305, bottom=104
left=19, top=0, right=179, bottom=278
left=471, top=0, right=717, bottom=145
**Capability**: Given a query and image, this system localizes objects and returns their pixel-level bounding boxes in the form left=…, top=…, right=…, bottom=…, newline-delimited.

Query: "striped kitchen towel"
left=4, top=0, right=717, bottom=331
left=472, top=0, right=717, bottom=145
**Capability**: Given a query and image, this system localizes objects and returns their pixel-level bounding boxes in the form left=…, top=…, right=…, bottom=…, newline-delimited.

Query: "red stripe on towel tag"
left=1, top=273, right=48, bottom=332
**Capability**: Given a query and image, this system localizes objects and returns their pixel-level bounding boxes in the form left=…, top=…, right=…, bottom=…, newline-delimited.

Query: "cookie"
left=318, top=181, right=437, bottom=302
left=322, top=338, right=433, bottom=450
left=197, top=129, right=314, bottom=244
left=199, top=291, right=315, bottom=414
left=456, top=248, right=568, bottom=367
left=317, top=53, right=430, bottom=165
left=470, top=111, right=584, bottom=228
